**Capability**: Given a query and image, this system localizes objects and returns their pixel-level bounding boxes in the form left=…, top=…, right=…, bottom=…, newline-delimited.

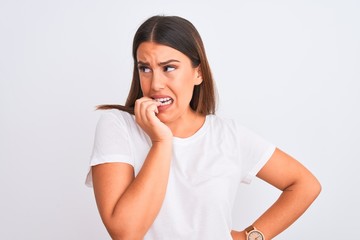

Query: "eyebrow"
left=137, top=59, right=180, bottom=66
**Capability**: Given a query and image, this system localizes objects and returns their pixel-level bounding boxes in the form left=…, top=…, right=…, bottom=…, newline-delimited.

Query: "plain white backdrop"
left=1, top=0, right=359, bottom=239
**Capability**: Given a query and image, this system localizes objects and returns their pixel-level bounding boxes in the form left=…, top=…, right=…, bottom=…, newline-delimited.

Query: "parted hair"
left=98, top=15, right=217, bottom=115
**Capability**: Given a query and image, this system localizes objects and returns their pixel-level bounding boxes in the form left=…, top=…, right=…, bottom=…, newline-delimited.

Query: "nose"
left=151, top=70, right=165, bottom=91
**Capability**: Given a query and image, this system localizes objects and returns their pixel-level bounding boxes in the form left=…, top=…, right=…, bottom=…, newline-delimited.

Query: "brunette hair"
left=98, top=15, right=217, bottom=115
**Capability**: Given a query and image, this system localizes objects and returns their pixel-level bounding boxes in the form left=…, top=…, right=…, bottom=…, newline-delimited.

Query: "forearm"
left=252, top=178, right=321, bottom=239
left=108, top=141, right=172, bottom=239
left=230, top=148, right=321, bottom=240
left=232, top=178, right=320, bottom=240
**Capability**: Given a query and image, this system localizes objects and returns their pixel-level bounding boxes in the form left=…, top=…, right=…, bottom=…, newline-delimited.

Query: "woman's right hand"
left=134, top=97, right=173, bottom=143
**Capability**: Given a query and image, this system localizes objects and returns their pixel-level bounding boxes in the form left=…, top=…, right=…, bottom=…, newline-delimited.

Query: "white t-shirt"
left=85, top=109, right=276, bottom=240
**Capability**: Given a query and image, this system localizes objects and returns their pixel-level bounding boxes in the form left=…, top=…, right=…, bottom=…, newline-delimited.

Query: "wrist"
left=151, top=139, right=173, bottom=151
left=231, top=230, right=246, bottom=240
left=244, top=225, right=265, bottom=240
left=151, top=138, right=172, bottom=145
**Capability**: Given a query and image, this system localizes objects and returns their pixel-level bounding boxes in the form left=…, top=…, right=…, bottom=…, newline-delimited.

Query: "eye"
left=138, top=65, right=151, bottom=73
left=163, top=65, right=176, bottom=72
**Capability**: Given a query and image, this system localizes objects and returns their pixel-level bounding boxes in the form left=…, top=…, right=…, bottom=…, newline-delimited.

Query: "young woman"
left=85, top=15, right=321, bottom=240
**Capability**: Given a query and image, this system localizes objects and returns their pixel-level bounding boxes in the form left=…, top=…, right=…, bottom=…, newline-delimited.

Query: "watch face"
left=248, top=230, right=264, bottom=240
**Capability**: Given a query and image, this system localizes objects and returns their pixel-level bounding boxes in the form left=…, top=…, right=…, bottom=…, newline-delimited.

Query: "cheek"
left=173, top=74, right=196, bottom=101
left=139, top=78, right=150, bottom=94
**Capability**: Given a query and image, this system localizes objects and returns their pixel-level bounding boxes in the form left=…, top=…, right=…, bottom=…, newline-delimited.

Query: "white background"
left=1, top=0, right=359, bottom=239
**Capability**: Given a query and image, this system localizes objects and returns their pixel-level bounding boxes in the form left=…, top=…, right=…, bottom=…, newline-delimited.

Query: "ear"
left=194, top=66, right=203, bottom=85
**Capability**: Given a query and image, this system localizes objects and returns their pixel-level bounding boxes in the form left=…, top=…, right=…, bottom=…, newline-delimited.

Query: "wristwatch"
left=245, top=225, right=265, bottom=240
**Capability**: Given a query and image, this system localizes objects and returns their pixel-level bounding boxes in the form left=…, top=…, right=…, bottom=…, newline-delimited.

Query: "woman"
left=86, top=15, right=321, bottom=240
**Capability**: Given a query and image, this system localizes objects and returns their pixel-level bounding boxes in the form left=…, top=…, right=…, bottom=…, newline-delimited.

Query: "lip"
left=151, top=94, right=173, bottom=99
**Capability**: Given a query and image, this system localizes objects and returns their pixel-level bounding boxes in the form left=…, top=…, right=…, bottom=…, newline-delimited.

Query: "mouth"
left=153, top=97, right=174, bottom=106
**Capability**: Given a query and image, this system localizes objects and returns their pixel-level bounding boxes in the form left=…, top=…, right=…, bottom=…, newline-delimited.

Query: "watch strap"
left=245, top=225, right=256, bottom=233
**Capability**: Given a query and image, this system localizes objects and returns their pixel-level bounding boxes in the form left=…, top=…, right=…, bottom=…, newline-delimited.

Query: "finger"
left=139, top=98, right=152, bottom=122
left=141, top=100, right=160, bottom=124
left=134, top=98, right=144, bottom=123
left=135, top=97, right=152, bottom=120
left=144, top=101, right=160, bottom=124
left=135, top=98, right=159, bottom=124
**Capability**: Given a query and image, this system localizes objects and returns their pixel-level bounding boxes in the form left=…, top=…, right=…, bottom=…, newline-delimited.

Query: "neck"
left=167, top=111, right=206, bottom=138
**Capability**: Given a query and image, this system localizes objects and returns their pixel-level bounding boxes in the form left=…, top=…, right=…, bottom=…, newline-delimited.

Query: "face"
left=136, top=42, right=202, bottom=125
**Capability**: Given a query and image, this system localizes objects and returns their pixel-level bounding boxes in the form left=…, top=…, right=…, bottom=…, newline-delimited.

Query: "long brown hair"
left=98, top=15, right=217, bottom=115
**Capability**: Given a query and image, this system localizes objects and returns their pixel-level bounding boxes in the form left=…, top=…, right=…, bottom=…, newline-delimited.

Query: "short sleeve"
left=85, top=110, right=134, bottom=187
left=237, top=124, right=276, bottom=184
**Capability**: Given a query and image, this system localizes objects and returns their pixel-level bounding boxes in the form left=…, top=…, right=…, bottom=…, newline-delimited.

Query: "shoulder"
left=205, top=115, right=242, bottom=142
left=207, top=114, right=241, bottom=132
left=97, top=109, right=135, bottom=127
left=208, top=114, right=265, bottom=140
left=93, top=109, right=139, bottom=137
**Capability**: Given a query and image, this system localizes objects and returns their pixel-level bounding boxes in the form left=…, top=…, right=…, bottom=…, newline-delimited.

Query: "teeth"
left=154, top=97, right=173, bottom=106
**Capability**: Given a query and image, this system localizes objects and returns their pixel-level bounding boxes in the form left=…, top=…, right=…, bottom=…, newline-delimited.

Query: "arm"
left=232, top=148, right=321, bottom=240
left=92, top=98, right=173, bottom=240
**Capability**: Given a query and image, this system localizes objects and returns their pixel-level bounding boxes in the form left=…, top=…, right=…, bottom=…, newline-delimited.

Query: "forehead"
left=136, top=42, right=188, bottom=62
